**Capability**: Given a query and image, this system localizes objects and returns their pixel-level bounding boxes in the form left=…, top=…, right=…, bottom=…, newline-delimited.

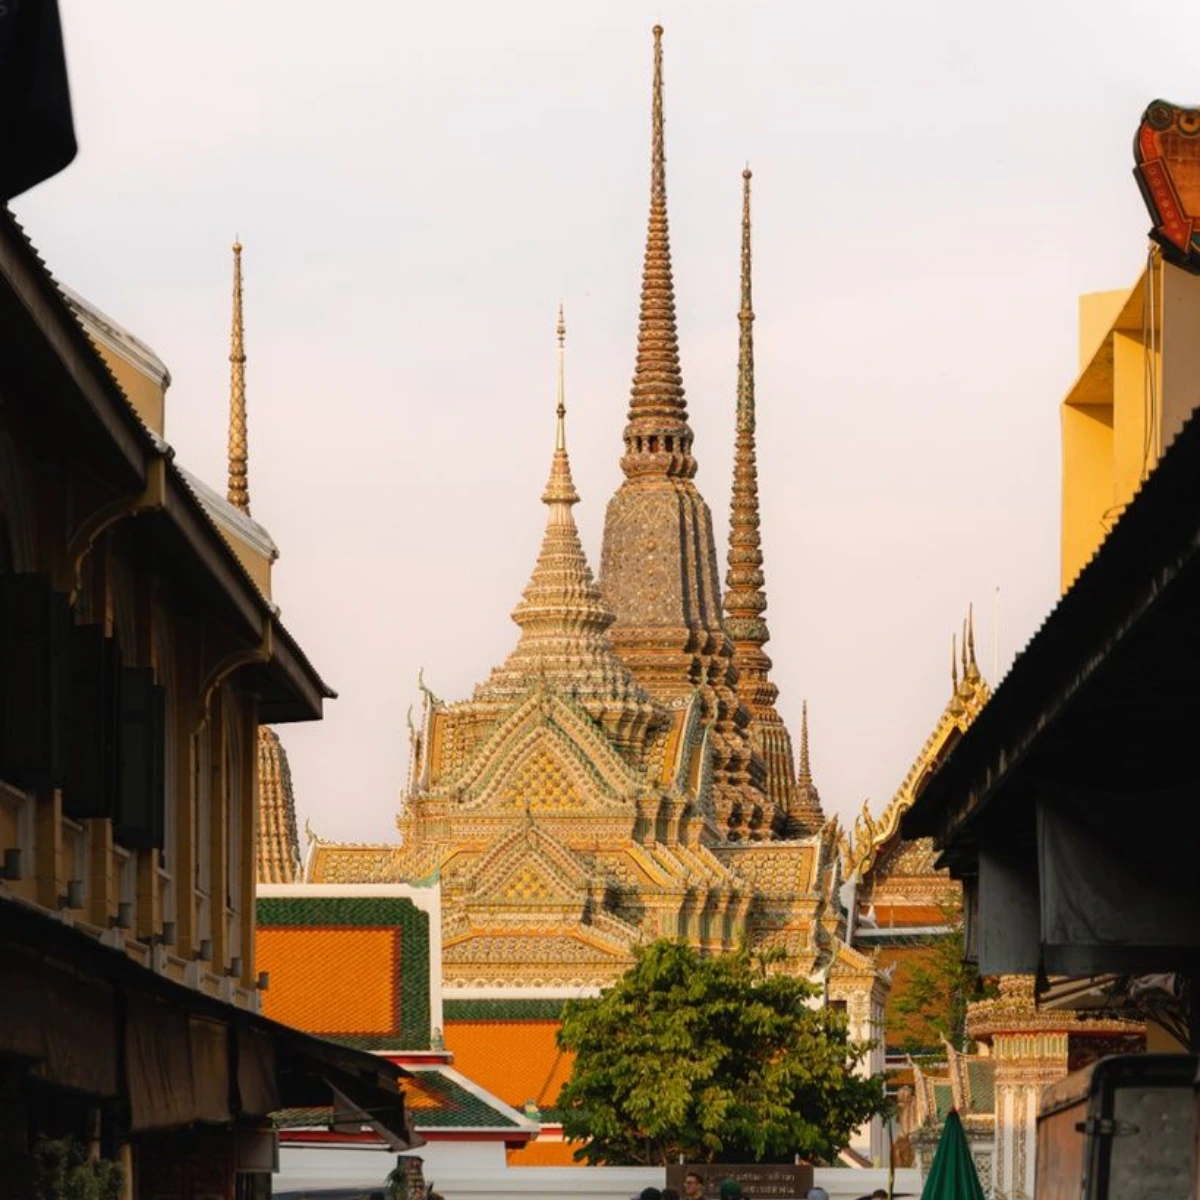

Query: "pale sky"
left=15, top=1, right=1190, bottom=844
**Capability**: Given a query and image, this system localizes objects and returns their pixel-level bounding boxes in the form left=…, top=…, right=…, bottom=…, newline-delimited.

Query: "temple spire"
left=724, top=166, right=776, bottom=713
left=542, top=304, right=578, bottom=510
left=227, top=240, right=250, bottom=513
left=620, top=25, right=695, bottom=481
left=476, top=311, right=653, bottom=748
left=791, top=697, right=825, bottom=835
left=798, top=700, right=812, bottom=785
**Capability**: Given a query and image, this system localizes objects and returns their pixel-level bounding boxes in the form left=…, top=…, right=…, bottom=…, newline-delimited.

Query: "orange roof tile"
left=444, top=1020, right=574, bottom=1110
left=507, top=1137, right=583, bottom=1166
left=258, top=927, right=397, bottom=1036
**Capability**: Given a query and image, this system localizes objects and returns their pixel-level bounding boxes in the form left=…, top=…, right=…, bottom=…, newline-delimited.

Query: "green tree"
left=891, top=900, right=992, bottom=1055
left=556, top=940, right=887, bottom=1165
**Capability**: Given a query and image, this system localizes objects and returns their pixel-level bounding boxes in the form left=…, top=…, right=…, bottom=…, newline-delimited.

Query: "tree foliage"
left=891, top=900, right=992, bottom=1054
left=556, top=940, right=887, bottom=1165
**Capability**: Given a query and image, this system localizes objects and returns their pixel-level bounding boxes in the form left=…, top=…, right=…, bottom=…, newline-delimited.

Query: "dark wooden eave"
left=0, top=208, right=335, bottom=721
left=903, top=405, right=1200, bottom=863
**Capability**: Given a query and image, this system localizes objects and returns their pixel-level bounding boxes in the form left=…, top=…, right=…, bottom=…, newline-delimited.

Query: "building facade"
left=0, top=217, right=415, bottom=1199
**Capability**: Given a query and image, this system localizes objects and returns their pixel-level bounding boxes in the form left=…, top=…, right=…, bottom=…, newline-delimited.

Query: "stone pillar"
left=968, top=977, right=1070, bottom=1200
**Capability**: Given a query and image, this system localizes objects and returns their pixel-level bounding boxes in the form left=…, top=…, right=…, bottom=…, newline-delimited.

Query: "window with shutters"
left=223, top=685, right=243, bottom=967
left=153, top=610, right=177, bottom=931
left=194, top=719, right=212, bottom=947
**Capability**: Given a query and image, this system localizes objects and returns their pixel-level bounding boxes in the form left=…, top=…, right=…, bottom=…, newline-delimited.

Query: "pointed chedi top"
left=620, top=25, right=696, bottom=482
left=227, top=239, right=250, bottom=514
left=475, top=309, right=656, bottom=754
left=724, top=167, right=777, bottom=714
left=790, top=698, right=826, bottom=835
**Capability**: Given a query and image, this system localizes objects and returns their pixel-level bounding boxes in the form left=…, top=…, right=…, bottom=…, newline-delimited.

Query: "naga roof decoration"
left=842, top=610, right=990, bottom=881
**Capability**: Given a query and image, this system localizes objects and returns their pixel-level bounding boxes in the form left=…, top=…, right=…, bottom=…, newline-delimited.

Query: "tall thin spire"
left=555, top=302, right=566, bottom=452
left=724, top=166, right=776, bottom=714
left=798, top=700, right=812, bottom=785
left=542, top=304, right=578, bottom=511
left=620, top=25, right=695, bottom=481
left=227, top=240, right=250, bottom=513
left=791, top=697, right=825, bottom=835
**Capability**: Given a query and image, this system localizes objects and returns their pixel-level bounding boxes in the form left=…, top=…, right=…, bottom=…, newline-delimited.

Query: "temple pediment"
left=464, top=821, right=594, bottom=913
left=447, top=690, right=644, bottom=812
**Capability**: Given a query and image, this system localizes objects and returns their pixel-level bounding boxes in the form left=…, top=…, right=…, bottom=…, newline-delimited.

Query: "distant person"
left=683, top=1171, right=705, bottom=1200
left=663, top=1189, right=681, bottom=1200
left=872, top=1191, right=889, bottom=1199
left=719, top=1181, right=744, bottom=1200
left=807, top=1188, right=830, bottom=1200
left=638, top=1188, right=663, bottom=1200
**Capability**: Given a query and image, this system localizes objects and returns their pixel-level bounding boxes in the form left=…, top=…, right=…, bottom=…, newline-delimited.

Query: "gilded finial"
left=227, top=239, right=250, bottom=513
left=961, top=618, right=969, bottom=680
left=967, top=602, right=979, bottom=677
left=555, top=302, right=566, bottom=452
left=543, top=308, right=580, bottom=508
left=951, top=633, right=959, bottom=693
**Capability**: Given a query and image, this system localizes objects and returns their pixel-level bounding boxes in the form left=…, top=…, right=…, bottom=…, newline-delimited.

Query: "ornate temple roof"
left=843, top=610, right=990, bottom=881
left=258, top=727, right=301, bottom=884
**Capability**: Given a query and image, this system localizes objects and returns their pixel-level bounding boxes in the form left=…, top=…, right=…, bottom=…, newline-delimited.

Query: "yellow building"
left=0, top=216, right=415, bottom=1194
left=1061, top=249, right=1200, bottom=591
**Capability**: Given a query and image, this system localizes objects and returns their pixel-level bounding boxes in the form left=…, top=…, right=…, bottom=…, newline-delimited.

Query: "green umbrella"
left=919, top=1110, right=985, bottom=1200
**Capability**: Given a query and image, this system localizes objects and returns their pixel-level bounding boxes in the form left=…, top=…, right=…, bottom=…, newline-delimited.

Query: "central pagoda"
left=599, top=27, right=774, bottom=841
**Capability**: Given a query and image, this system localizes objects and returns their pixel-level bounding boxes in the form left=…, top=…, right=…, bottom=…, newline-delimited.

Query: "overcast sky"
left=15, top=1, right=1188, bottom=843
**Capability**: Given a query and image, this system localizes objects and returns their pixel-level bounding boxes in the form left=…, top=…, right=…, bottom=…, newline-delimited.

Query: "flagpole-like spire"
left=555, top=302, right=566, bottom=452
left=543, top=304, right=579, bottom=512
left=620, top=25, right=695, bottom=482
left=724, top=167, right=777, bottom=712
left=227, top=239, right=250, bottom=513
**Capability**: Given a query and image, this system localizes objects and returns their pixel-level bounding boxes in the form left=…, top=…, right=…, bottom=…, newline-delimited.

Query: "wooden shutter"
left=114, top=666, right=165, bottom=849
left=0, top=573, right=69, bottom=788
left=64, top=624, right=109, bottom=818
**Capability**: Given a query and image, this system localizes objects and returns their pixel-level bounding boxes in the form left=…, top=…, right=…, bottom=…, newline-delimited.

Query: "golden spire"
left=797, top=699, right=812, bottom=785
left=476, top=312, right=654, bottom=744
left=227, top=239, right=250, bottom=514
left=966, top=602, right=980, bottom=679
left=542, top=303, right=579, bottom=509
left=724, top=167, right=776, bottom=712
left=555, top=302, right=566, bottom=451
left=791, top=697, right=825, bottom=835
left=620, top=25, right=695, bottom=482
